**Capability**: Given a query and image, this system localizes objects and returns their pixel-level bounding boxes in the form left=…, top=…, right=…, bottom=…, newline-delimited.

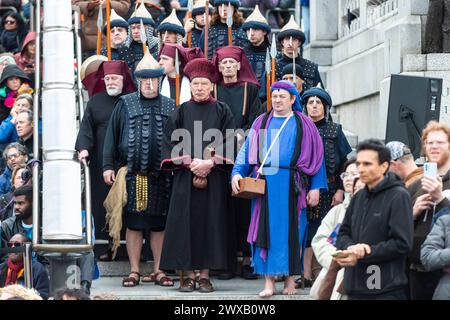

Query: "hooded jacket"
left=14, top=32, right=36, bottom=71
left=336, top=172, right=414, bottom=296
left=0, top=64, right=30, bottom=123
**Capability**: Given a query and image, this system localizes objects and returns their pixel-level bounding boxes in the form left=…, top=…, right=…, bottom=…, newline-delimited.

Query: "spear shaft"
left=106, top=0, right=111, bottom=60
left=204, top=0, right=209, bottom=58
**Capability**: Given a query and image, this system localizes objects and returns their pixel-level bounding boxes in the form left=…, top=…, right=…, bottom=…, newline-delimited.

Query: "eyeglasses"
left=425, top=140, right=448, bottom=147
left=340, top=172, right=359, bottom=180
left=7, top=153, right=23, bottom=160
left=5, top=20, right=16, bottom=24
left=7, top=242, right=22, bottom=248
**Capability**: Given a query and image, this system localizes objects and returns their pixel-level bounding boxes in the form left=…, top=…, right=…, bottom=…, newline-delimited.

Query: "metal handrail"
left=0, top=6, right=18, bottom=14
left=73, top=6, right=85, bottom=121
left=32, top=0, right=41, bottom=247
left=24, top=243, right=33, bottom=289
left=265, top=8, right=296, bottom=23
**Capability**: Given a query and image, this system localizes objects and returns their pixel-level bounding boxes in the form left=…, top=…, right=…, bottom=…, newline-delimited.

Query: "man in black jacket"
left=335, top=139, right=413, bottom=300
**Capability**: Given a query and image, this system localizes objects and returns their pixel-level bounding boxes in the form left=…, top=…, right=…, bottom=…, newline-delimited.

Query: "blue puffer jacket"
left=0, top=166, right=12, bottom=196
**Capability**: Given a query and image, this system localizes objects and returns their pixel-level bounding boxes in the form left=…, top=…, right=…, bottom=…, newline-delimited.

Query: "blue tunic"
left=232, top=116, right=327, bottom=275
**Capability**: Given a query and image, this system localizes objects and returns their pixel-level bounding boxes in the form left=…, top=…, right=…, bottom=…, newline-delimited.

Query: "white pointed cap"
left=110, top=9, right=126, bottom=23
left=277, top=15, right=305, bottom=43
left=134, top=51, right=165, bottom=78
left=136, top=51, right=159, bottom=71
left=242, top=4, right=270, bottom=32
left=157, top=9, right=186, bottom=36
left=244, top=5, right=267, bottom=25
left=129, top=0, right=155, bottom=26
left=280, top=15, right=301, bottom=32
left=193, top=0, right=213, bottom=9
left=161, top=9, right=183, bottom=28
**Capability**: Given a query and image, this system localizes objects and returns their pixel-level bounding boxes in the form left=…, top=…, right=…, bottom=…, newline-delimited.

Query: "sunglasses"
left=7, top=242, right=22, bottom=248
left=5, top=20, right=16, bottom=24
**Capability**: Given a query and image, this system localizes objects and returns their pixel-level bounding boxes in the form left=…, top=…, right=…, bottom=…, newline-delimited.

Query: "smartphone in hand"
left=331, top=250, right=346, bottom=258
left=424, top=162, right=438, bottom=178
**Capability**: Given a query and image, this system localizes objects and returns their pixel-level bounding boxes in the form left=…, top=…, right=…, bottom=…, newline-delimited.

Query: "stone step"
left=98, top=261, right=154, bottom=277
left=90, top=276, right=312, bottom=300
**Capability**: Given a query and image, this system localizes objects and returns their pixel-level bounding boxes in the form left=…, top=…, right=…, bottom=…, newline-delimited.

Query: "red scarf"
left=5, top=258, right=24, bottom=286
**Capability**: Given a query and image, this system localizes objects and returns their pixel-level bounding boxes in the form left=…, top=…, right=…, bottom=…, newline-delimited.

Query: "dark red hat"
left=184, top=58, right=217, bottom=82
left=212, top=46, right=259, bottom=87
left=103, top=60, right=126, bottom=76
left=159, top=43, right=204, bottom=67
left=83, top=60, right=136, bottom=97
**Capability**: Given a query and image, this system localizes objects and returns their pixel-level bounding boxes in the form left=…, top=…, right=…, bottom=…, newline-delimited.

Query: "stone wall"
left=305, top=0, right=431, bottom=142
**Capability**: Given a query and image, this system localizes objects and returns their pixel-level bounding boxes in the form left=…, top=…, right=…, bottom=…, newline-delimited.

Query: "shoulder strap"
left=214, top=83, right=217, bottom=99
left=257, top=113, right=293, bottom=176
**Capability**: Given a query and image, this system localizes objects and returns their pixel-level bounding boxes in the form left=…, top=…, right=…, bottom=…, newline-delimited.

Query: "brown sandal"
left=142, top=272, right=156, bottom=283
left=179, top=277, right=196, bottom=292
left=198, top=278, right=214, bottom=293
left=154, top=271, right=174, bottom=287
left=122, top=271, right=140, bottom=287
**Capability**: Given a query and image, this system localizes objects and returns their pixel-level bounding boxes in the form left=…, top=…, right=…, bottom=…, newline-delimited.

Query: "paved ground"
left=90, top=276, right=312, bottom=300
left=90, top=261, right=312, bottom=300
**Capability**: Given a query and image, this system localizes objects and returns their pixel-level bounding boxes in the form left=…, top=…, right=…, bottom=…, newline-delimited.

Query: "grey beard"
left=106, top=87, right=122, bottom=96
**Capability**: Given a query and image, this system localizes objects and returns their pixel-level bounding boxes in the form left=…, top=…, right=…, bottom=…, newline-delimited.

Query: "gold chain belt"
left=136, top=174, right=148, bottom=212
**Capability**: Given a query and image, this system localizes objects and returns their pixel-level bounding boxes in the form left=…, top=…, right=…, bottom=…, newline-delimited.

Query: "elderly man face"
left=139, top=77, right=159, bottom=99
left=306, top=96, right=325, bottom=122
left=111, top=26, right=127, bottom=47
left=16, top=112, right=33, bottom=139
left=246, top=28, right=267, bottom=46
left=218, top=57, right=240, bottom=81
left=190, top=77, right=212, bottom=102
left=104, top=74, right=124, bottom=96
left=271, top=88, right=295, bottom=116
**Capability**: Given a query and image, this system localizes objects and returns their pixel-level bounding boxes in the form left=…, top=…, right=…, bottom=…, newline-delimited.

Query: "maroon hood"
left=19, top=32, right=36, bottom=56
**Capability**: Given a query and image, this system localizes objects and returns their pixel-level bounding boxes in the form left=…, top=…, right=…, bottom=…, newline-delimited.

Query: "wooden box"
left=232, top=177, right=265, bottom=199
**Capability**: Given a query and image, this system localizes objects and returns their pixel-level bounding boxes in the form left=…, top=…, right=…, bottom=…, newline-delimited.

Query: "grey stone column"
left=304, top=0, right=339, bottom=86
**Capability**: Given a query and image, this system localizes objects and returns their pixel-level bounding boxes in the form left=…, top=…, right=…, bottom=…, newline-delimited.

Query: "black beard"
left=19, top=206, right=32, bottom=221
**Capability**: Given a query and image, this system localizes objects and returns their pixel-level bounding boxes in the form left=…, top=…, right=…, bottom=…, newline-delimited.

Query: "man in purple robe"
left=231, top=80, right=327, bottom=297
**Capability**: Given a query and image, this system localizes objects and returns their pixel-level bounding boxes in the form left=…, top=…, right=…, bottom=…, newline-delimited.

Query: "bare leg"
left=259, top=276, right=276, bottom=297
left=282, top=276, right=297, bottom=295
left=150, top=231, right=165, bottom=273
left=124, top=228, right=143, bottom=285
left=199, top=269, right=209, bottom=279
left=150, top=231, right=173, bottom=285
left=242, top=257, right=251, bottom=266
left=303, top=247, right=313, bottom=280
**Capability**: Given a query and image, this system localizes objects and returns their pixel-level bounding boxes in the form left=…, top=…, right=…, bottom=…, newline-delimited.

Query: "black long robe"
left=75, top=92, right=120, bottom=240
left=159, top=98, right=236, bottom=271
left=215, top=82, right=263, bottom=131
left=215, top=82, right=264, bottom=269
